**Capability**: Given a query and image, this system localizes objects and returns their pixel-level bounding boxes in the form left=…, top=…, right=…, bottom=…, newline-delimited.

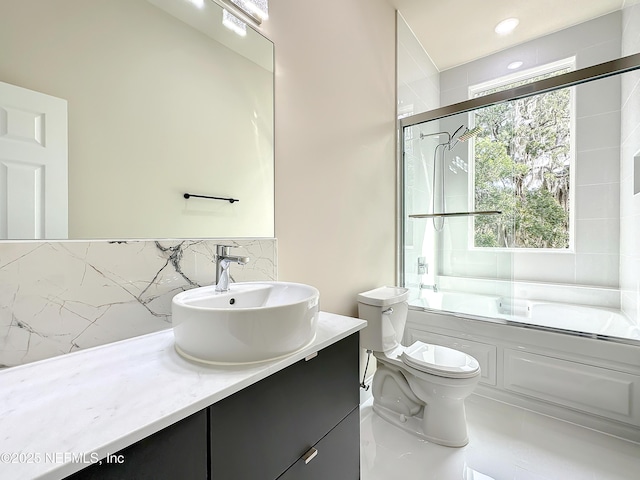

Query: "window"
left=470, top=59, right=575, bottom=249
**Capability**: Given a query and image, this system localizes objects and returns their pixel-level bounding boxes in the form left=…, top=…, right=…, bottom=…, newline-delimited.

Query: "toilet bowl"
left=358, top=286, right=480, bottom=447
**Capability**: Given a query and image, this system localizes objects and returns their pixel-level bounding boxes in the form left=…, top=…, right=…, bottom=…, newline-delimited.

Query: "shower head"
left=457, top=126, right=482, bottom=142
left=450, top=125, right=465, bottom=141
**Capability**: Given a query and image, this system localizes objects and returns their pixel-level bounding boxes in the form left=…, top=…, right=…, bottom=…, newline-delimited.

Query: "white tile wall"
left=512, top=253, right=577, bottom=285
left=438, top=275, right=621, bottom=309
left=440, top=13, right=622, bottom=106
left=620, top=3, right=640, bottom=323
left=576, top=147, right=621, bottom=185
left=435, top=13, right=624, bottom=288
left=535, top=13, right=621, bottom=68
left=0, top=238, right=277, bottom=368
left=621, top=73, right=640, bottom=144
left=622, top=1, right=640, bottom=54
left=575, top=184, right=620, bottom=220
left=576, top=76, right=621, bottom=118
left=397, top=14, right=440, bottom=119
left=576, top=111, right=622, bottom=152
left=398, top=13, right=440, bottom=289
left=575, top=218, right=620, bottom=254
left=575, top=253, right=620, bottom=287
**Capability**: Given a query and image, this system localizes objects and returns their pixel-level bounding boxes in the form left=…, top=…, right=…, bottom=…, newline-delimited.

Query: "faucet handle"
left=215, top=244, right=234, bottom=257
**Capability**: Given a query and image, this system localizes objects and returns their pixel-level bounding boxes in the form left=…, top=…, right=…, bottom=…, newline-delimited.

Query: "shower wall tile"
left=620, top=158, right=640, bottom=216
left=398, top=15, right=438, bottom=83
left=441, top=217, right=469, bottom=251
left=619, top=213, right=638, bottom=253
left=399, top=13, right=441, bottom=293
left=443, top=194, right=469, bottom=212
left=435, top=12, right=624, bottom=291
left=439, top=12, right=622, bottom=101
left=620, top=2, right=640, bottom=323
left=575, top=184, right=620, bottom=220
left=622, top=3, right=640, bottom=55
left=440, top=86, right=468, bottom=108
left=575, top=76, right=621, bottom=119
left=576, top=148, right=621, bottom=186
left=397, top=14, right=439, bottom=118
left=439, top=66, right=468, bottom=92
left=621, top=73, right=640, bottom=143
left=574, top=39, right=621, bottom=69
left=512, top=253, right=576, bottom=285
left=0, top=238, right=277, bottom=368
left=575, top=254, right=620, bottom=287
left=575, top=218, right=621, bottom=255
left=534, top=14, right=621, bottom=68
left=620, top=249, right=640, bottom=320
left=621, top=288, right=639, bottom=327
left=465, top=47, right=538, bottom=87
left=441, top=249, right=500, bottom=279
left=576, top=111, right=622, bottom=153
left=439, top=275, right=620, bottom=308
left=399, top=81, right=437, bottom=117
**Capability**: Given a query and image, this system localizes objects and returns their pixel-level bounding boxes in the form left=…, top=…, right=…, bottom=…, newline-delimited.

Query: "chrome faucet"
left=420, top=282, right=438, bottom=293
left=215, top=245, right=250, bottom=292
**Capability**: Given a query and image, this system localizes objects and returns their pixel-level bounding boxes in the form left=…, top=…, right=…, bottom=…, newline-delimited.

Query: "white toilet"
left=358, top=286, right=480, bottom=447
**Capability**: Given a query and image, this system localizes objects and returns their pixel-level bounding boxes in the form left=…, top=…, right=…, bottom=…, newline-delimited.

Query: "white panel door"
left=0, top=81, right=68, bottom=239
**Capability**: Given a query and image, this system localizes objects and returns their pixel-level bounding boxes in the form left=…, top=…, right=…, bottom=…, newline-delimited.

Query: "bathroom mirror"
left=0, top=0, right=274, bottom=240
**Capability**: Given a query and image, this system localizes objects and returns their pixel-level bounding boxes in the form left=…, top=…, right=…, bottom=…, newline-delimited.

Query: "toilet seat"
left=400, top=341, right=480, bottom=379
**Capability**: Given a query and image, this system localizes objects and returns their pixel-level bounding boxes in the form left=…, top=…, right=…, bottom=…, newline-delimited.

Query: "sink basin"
left=172, top=281, right=320, bottom=364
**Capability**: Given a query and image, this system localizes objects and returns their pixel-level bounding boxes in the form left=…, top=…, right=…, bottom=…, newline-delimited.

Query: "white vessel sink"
left=172, top=282, right=320, bottom=364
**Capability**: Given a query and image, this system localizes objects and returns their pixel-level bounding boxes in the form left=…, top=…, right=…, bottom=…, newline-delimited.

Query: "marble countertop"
left=0, top=311, right=366, bottom=480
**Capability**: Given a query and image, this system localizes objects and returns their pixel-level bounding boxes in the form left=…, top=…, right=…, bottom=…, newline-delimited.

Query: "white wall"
left=620, top=2, right=640, bottom=322
left=263, top=0, right=397, bottom=317
left=435, top=12, right=623, bottom=289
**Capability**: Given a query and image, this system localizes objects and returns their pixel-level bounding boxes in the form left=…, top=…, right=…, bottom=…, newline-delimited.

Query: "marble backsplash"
left=0, top=238, right=277, bottom=368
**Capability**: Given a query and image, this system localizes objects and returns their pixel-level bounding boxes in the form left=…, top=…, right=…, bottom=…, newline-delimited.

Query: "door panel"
left=0, top=81, right=67, bottom=239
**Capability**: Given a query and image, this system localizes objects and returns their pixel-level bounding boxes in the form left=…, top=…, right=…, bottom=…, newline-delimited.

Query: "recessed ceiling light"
left=507, top=61, right=524, bottom=70
left=495, top=18, right=519, bottom=35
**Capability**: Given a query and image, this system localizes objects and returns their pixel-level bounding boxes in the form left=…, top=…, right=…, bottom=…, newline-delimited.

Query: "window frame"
left=467, top=57, right=577, bottom=253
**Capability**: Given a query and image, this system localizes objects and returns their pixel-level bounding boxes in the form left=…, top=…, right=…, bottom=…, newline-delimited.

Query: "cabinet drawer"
left=210, top=333, right=359, bottom=480
left=278, top=407, right=360, bottom=480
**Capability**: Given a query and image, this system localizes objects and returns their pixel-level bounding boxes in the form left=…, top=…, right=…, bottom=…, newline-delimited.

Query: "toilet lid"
left=401, top=341, right=480, bottom=378
left=357, top=286, right=409, bottom=307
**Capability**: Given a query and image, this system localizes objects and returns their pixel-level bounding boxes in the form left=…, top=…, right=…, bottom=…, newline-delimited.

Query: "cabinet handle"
left=305, top=352, right=318, bottom=361
left=303, top=447, right=318, bottom=464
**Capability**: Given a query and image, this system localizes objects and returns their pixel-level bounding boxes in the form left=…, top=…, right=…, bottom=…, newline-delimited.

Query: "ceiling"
left=388, top=0, right=632, bottom=71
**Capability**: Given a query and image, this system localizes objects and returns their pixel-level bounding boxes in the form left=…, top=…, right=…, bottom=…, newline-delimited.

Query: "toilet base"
left=372, top=402, right=470, bottom=448
left=370, top=361, right=476, bottom=448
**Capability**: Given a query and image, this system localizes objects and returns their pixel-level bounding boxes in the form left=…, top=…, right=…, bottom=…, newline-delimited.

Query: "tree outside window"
left=472, top=64, right=573, bottom=249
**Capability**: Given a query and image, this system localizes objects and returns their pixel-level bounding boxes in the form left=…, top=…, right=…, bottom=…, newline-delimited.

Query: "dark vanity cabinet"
left=66, top=409, right=208, bottom=480
left=210, top=332, right=360, bottom=479
left=67, top=333, right=360, bottom=480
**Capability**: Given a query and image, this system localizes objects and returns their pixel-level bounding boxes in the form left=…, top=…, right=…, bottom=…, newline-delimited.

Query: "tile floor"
left=360, top=395, right=640, bottom=480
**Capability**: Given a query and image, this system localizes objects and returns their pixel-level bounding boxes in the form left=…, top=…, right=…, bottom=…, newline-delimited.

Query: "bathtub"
left=405, top=293, right=640, bottom=442
left=412, top=291, right=640, bottom=341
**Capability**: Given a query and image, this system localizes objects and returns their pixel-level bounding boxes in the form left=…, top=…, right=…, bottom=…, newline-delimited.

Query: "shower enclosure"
left=400, top=53, right=640, bottom=344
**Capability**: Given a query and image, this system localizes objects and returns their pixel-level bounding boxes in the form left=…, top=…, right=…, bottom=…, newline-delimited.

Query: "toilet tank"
left=357, top=286, right=409, bottom=352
